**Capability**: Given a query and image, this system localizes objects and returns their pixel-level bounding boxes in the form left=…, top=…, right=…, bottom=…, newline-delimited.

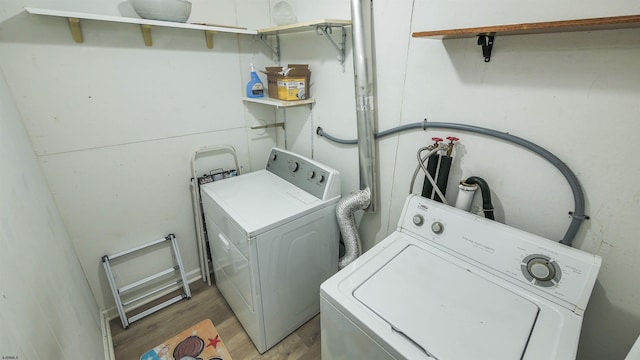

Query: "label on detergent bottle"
left=250, top=82, right=264, bottom=96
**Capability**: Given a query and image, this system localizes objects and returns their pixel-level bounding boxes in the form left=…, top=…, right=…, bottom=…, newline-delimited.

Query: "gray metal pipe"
left=351, top=0, right=377, bottom=212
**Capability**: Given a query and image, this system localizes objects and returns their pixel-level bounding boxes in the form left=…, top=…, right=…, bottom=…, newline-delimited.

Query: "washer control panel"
left=265, top=148, right=340, bottom=201
left=398, top=195, right=601, bottom=312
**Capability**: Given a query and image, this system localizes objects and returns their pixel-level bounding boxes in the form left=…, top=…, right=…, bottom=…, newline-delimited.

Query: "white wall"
left=0, top=66, right=102, bottom=357
left=0, top=0, right=277, bottom=312
left=341, top=1, right=639, bottom=359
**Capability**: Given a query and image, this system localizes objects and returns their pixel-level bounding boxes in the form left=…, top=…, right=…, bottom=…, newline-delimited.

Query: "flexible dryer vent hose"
left=336, top=189, right=371, bottom=269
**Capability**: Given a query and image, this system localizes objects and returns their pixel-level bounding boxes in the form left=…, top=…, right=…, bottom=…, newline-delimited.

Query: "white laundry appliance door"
left=205, top=214, right=266, bottom=351
left=256, top=204, right=339, bottom=350
left=353, top=244, right=539, bottom=360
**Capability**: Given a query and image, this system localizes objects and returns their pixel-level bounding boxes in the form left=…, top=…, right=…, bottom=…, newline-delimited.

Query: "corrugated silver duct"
left=337, top=189, right=371, bottom=269
left=336, top=0, right=376, bottom=269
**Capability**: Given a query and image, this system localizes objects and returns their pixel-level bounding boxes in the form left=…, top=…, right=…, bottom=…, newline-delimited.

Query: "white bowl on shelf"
left=272, top=1, right=297, bottom=26
left=131, top=0, right=192, bottom=23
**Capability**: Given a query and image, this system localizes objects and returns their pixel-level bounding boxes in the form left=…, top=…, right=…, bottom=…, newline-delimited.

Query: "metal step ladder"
left=102, top=234, right=191, bottom=328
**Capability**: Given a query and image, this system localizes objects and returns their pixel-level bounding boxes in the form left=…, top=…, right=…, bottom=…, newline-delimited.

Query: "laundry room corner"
left=0, top=58, right=103, bottom=358
left=2, top=0, right=640, bottom=358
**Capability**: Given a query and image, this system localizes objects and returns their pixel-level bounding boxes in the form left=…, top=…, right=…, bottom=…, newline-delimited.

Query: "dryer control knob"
left=412, top=215, right=424, bottom=226
left=271, top=153, right=277, bottom=161
left=289, top=162, right=299, bottom=172
left=308, top=171, right=316, bottom=179
left=317, top=174, right=326, bottom=183
left=431, top=221, right=444, bottom=234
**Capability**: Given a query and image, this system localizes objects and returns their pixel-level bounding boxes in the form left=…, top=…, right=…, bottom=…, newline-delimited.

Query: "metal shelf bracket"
left=316, top=25, right=347, bottom=69
left=257, top=34, right=281, bottom=65
left=477, top=33, right=495, bottom=62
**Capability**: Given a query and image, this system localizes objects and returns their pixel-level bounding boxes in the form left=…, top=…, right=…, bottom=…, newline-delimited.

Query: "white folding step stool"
left=102, top=234, right=191, bottom=328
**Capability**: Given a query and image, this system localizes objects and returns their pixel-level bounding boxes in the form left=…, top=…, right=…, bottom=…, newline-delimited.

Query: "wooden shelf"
left=25, top=7, right=257, bottom=48
left=412, top=14, right=640, bottom=39
left=242, top=97, right=315, bottom=108
left=257, top=19, right=352, bottom=67
left=258, top=19, right=352, bottom=35
left=24, top=9, right=352, bottom=63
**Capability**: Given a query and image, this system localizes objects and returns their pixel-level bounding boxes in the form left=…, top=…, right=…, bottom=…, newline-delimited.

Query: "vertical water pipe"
left=337, top=0, right=377, bottom=269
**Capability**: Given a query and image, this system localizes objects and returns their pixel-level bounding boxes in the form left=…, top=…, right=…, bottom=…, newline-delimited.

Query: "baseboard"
left=101, top=310, right=115, bottom=360
left=101, top=269, right=204, bottom=359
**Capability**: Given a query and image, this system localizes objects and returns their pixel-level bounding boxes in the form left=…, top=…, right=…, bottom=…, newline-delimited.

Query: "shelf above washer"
left=25, top=7, right=257, bottom=48
left=412, top=14, right=640, bottom=62
left=412, top=14, right=640, bottom=39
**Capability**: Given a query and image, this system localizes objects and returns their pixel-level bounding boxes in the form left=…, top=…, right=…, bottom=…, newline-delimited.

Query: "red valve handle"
left=432, top=137, right=444, bottom=143
left=446, top=136, right=459, bottom=142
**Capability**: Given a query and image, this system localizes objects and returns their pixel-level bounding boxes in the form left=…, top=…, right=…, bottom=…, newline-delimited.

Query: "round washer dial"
left=520, top=254, right=561, bottom=287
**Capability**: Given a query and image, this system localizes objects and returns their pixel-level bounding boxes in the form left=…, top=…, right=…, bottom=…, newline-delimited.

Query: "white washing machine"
left=321, top=194, right=601, bottom=359
left=200, top=148, right=340, bottom=353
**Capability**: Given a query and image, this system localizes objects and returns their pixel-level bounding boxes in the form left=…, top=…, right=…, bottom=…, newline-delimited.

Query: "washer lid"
left=353, top=244, right=539, bottom=360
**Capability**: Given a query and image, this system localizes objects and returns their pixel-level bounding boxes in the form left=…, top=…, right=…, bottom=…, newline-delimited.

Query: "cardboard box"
left=263, top=64, right=311, bottom=100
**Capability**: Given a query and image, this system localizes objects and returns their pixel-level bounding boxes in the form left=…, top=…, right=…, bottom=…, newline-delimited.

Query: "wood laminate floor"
left=110, top=280, right=321, bottom=360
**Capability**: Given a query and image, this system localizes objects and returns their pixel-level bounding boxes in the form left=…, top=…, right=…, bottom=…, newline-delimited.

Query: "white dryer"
left=200, top=148, right=340, bottom=353
left=321, top=194, right=601, bottom=359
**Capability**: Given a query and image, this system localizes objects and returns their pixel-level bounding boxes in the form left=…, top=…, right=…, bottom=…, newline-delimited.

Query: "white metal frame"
left=102, top=234, right=191, bottom=329
left=190, top=145, right=240, bottom=285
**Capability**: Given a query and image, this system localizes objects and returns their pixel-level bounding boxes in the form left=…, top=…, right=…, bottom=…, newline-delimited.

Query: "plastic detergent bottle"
left=246, top=64, right=265, bottom=98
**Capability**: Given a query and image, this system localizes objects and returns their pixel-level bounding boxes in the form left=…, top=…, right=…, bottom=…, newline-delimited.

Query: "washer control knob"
left=527, top=258, right=556, bottom=281
left=431, top=221, right=444, bottom=234
left=412, top=215, right=424, bottom=226
left=520, top=254, right=561, bottom=287
left=317, top=174, right=326, bottom=183
left=308, top=171, right=315, bottom=179
left=271, top=153, right=277, bottom=161
left=289, top=162, right=299, bottom=172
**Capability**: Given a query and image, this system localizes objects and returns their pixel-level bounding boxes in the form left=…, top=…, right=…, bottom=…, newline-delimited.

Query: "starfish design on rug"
left=207, top=335, right=221, bottom=349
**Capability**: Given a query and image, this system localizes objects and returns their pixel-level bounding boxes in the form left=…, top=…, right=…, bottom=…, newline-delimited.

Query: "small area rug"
left=140, top=319, right=232, bottom=360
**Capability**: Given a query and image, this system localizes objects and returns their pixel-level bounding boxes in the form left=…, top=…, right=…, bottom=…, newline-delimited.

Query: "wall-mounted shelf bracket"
left=257, top=34, right=281, bottom=64
left=316, top=25, right=347, bottom=69
left=251, top=122, right=285, bottom=130
left=477, top=33, right=495, bottom=62
left=140, top=24, right=153, bottom=46
left=205, top=30, right=214, bottom=49
left=67, top=17, right=83, bottom=43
